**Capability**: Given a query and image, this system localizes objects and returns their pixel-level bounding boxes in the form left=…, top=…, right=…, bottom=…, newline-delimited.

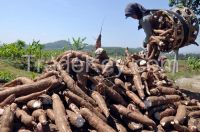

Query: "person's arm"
left=141, top=15, right=153, bottom=47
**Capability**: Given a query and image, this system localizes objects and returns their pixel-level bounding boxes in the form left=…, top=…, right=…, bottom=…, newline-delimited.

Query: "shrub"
left=0, top=71, right=15, bottom=83
left=187, top=57, right=200, bottom=71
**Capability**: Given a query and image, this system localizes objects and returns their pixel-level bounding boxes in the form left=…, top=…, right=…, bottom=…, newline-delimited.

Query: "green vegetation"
left=0, top=40, right=26, bottom=59
left=0, top=60, right=38, bottom=81
left=167, top=70, right=200, bottom=80
left=0, top=71, right=14, bottom=83
left=187, top=57, right=200, bottom=71
left=71, top=37, right=88, bottom=50
left=167, top=59, right=200, bottom=80
left=0, top=40, right=65, bottom=59
left=0, top=40, right=65, bottom=72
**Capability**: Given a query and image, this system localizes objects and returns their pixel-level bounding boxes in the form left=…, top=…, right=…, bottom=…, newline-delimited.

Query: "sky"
left=0, top=0, right=199, bottom=53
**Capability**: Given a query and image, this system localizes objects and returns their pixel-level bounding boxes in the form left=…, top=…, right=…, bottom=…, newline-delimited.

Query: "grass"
left=167, top=71, right=200, bottom=80
left=166, top=59, right=200, bottom=80
left=0, top=60, right=39, bottom=80
left=0, top=71, right=15, bottom=82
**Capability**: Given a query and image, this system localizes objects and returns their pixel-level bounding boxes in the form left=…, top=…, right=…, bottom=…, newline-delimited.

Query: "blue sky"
left=0, top=0, right=199, bottom=53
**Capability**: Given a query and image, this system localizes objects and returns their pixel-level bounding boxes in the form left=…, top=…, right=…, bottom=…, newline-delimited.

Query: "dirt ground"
left=176, top=76, right=200, bottom=100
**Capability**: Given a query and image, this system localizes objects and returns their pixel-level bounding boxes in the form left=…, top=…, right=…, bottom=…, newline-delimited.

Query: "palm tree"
left=71, top=37, right=88, bottom=50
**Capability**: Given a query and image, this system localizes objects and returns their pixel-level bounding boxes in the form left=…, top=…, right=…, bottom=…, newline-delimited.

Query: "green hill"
left=44, top=40, right=71, bottom=50
left=43, top=40, right=143, bottom=55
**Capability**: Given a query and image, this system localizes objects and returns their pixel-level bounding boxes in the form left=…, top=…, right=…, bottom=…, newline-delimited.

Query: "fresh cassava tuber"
left=52, top=93, right=72, bottom=132
left=80, top=108, right=116, bottom=132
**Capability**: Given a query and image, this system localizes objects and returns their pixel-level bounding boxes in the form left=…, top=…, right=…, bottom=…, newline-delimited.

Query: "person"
left=125, top=3, right=153, bottom=48
left=95, top=48, right=109, bottom=64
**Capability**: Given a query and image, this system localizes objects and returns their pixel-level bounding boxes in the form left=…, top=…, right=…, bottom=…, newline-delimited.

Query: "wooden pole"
left=37, top=60, right=41, bottom=73
left=22, top=55, right=35, bottom=72
left=173, top=49, right=179, bottom=75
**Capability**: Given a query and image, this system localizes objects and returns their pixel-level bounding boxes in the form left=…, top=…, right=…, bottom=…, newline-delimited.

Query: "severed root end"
left=144, top=100, right=152, bottom=108
left=32, top=101, right=42, bottom=109
left=174, top=120, right=179, bottom=124
left=74, top=115, right=85, bottom=128
left=154, top=112, right=161, bottom=120
left=161, top=122, right=165, bottom=127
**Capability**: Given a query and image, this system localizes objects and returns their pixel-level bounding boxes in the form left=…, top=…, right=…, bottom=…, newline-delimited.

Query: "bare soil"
left=176, top=76, right=200, bottom=100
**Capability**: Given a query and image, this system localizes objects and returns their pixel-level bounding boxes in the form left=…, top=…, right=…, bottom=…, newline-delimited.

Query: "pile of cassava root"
left=0, top=49, right=200, bottom=132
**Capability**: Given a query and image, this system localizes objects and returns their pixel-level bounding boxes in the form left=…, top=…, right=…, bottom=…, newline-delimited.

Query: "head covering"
left=95, top=48, right=104, bottom=56
left=125, top=3, right=149, bottom=19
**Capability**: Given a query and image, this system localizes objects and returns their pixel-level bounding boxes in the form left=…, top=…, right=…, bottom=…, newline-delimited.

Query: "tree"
left=26, top=40, right=44, bottom=59
left=169, top=0, right=200, bottom=24
left=16, top=40, right=25, bottom=50
left=15, top=40, right=26, bottom=57
left=71, top=37, right=88, bottom=50
left=0, top=40, right=26, bottom=59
